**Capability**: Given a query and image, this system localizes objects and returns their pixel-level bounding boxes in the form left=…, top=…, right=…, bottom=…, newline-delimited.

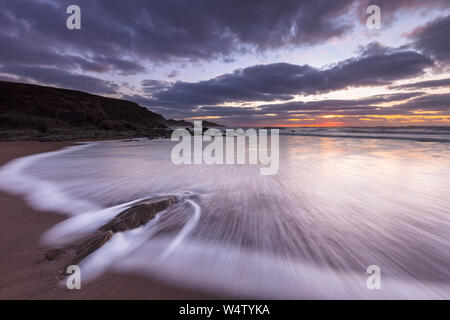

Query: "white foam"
left=1, top=137, right=449, bottom=299
left=0, top=143, right=100, bottom=215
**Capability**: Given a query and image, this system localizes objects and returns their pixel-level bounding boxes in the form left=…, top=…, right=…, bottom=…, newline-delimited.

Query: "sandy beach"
left=1, top=134, right=449, bottom=300
left=0, top=141, right=215, bottom=300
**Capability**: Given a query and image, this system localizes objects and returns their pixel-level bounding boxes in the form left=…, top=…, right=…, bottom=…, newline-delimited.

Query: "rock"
left=45, top=248, right=66, bottom=261
left=69, top=230, right=114, bottom=266
left=0, top=80, right=168, bottom=139
left=47, top=196, right=179, bottom=270
left=99, top=196, right=178, bottom=232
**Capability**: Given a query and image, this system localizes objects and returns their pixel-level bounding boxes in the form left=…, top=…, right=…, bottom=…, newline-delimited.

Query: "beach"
left=0, top=141, right=213, bottom=299
left=0, top=132, right=449, bottom=299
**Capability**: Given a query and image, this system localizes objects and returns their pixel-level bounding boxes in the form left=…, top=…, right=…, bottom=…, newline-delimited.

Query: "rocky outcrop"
left=0, top=81, right=226, bottom=141
left=0, top=81, right=170, bottom=140
left=100, top=197, right=177, bottom=233
left=45, top=196, right=179, bottom=270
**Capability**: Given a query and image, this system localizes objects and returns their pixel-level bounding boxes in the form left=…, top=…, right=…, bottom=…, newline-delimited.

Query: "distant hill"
left=0, top=81, right=227, bottom=141
left=0, top=81, right=170, bottom=141
left=167, top=118, right=224, bottom=128
left=202, top=120, right=224, bottom=128
left=166, top=119, right=192, bottom=127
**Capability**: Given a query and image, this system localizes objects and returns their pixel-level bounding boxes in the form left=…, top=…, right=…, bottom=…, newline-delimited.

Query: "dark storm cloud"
left=0, top=0, right=145, bottom=92
left=146, top=45, right=432, bottom=110
left=356, top=0, right=450, bottom=21
left=1, top=0, right=446, bottom=69
left=0, top=31, right=145, bottom=76
left=0, top=0, right=356, bottom=67
left=391, top=77, right=450, bottom=90
left=394, top=93, right=450, bottom=110
left=141, top=80, right=172, bottom=94
left=409, top=15, right=450, bottom=65
left=0, top=65, right=119, bottom=94
left=0, top=0, right=354, bottom=94
left=121, top=94, right=189, bottom=119
left=0, top=31, right=145, bottom=75
left=166, top=70, right=180, bottom=79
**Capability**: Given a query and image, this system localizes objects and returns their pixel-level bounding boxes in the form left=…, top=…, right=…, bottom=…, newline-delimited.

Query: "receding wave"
left=0, top=132, right=449, bottom=299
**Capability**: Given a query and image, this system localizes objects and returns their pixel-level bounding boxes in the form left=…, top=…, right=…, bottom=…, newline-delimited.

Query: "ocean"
left=0, top=127, right=449, bottom=298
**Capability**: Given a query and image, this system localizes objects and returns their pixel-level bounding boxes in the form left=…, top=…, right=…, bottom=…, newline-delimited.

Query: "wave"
left=0, top=143, right=100, bottom=215
left=0, top=137, right=449, bottom=299
left=279, top=126, right=450, bottom=143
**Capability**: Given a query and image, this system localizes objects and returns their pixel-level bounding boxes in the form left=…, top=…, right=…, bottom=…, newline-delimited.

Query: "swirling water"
left=0, top=130, right=449, bottom=299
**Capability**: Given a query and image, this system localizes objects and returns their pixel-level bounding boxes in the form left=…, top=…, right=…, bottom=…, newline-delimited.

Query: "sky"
left=0, top=0, right=449, bottom=127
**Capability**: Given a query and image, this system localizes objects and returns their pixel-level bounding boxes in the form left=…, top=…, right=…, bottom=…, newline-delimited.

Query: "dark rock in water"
left=45, top=248, right=66, bottom=261
left=68, top=230, right=114, bottom=266
left=46, top=196, right=179, bottom=269
left=100, top=196, right=178, bottom=232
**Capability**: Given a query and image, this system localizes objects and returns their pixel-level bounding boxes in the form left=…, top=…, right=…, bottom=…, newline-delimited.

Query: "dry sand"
left=0, top=141, right=216, bottom=299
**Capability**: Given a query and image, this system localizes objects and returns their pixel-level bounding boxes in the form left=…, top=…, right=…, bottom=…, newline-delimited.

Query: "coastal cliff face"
left=0, top=81, right=169, bottom=141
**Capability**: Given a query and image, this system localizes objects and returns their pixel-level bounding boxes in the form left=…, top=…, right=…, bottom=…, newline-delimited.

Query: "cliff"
left=0, top=81, right=169, bottom=141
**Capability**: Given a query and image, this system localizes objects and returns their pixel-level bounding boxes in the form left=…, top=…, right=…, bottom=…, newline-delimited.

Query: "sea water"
left=0, top=127, right=449, bottom=299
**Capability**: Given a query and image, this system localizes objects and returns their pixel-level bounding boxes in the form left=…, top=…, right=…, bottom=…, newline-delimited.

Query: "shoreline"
left=0, top=141, right=216, bottom=299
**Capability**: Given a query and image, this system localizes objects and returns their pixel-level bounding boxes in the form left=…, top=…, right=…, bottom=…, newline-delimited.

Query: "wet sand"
left=0, top=141, right=215, bottom=299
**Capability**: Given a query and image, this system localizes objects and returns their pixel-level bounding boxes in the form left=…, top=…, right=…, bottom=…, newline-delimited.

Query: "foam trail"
left=42, top=197, right=151, bottom=246
left=69, top=195, right=197, bottom=281
left=0, top=136, right=449, bottom=299
left=116, top=238, right=450, bottom=299
left=160, top=199, right=201, bottom=260
left=0, top=143, right=100, bottom=215
left=79, top=214, right=162, bottom=282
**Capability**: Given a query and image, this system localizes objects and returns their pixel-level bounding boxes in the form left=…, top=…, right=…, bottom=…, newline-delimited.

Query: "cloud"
left=391, top=77, right=450, bottom=90
left=0, top=0, right=355, bottom=66
left=0, top=65, right=119, bottom=94
left=2, top=0, right=446, bottom=68
left=142, top=89, right=450, bottom=125
left=144, top=44, right=432, bottom=112
left=409, top=15, right=450, bottom=65
left=182, top=92, right=450, bottom=126
left=131, top=90, right=438, bottom=121
left=0, top=0, right=145, bottom=77
left=166, top=70, right=179, bottom=79
left=140, top=80, right=172, bottom=94
left=356, top=0, right=450, bottom=21
left=258, top=92, right=427, bottom=113
left=394, top=93, right=450, bottom=110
